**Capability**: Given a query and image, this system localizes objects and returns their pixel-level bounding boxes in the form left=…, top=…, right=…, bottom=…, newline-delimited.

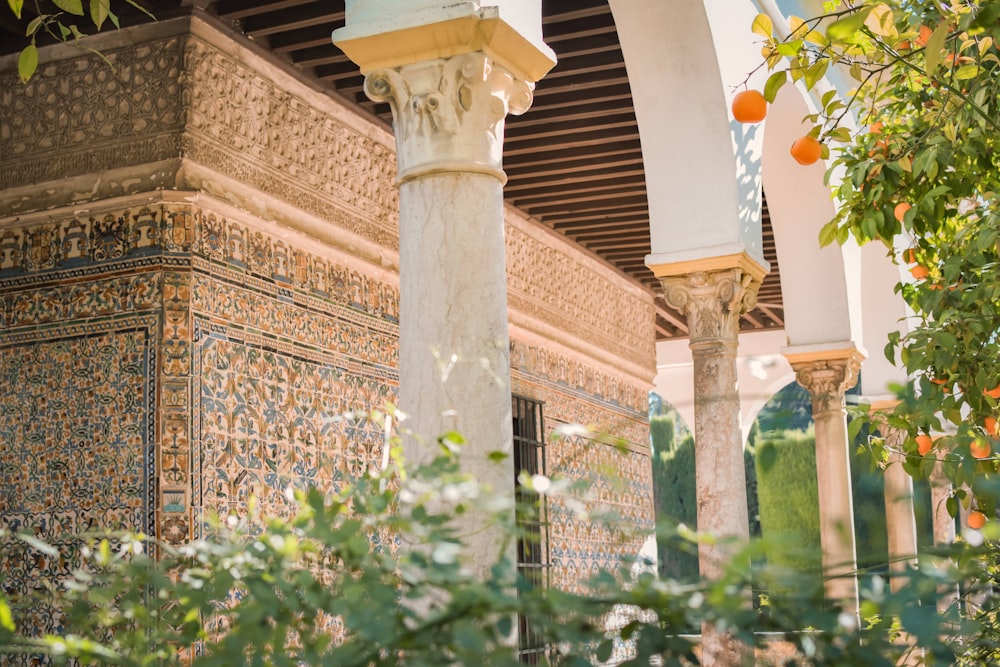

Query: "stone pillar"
left=783, top=344, right=864, bottom=615
left=333, top=4, right=555, bottom=566
left=655, top=256, right=766, bottom=667
left=879, top=423, right=918, bottom=593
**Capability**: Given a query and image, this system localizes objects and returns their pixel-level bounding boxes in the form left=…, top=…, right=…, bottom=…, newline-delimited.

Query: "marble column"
left=657, top=258, right=765, bottom=667
left=333, top=5, right=555, bottom=568
left=784, top=344, right=864, bottom=615
left=881, top=426, right=919, bottom=593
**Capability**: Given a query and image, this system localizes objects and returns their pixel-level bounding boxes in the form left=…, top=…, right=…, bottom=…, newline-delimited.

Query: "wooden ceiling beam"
left=515, top=187, right=647, bottom=210
left=503, top=169, right=646, bottom=196
left=244, top=5, right=342, bottom=37
left=215, top=0, right=315, bottom=20
left=524, top=194, right=649, bottom=217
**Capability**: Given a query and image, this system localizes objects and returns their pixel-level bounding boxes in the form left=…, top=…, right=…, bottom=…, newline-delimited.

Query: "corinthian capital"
left=364, top=52, right=533, bottom=183
left=784, top=345, right=865, bottom=414
left=658, top=268, right=762, bottom=342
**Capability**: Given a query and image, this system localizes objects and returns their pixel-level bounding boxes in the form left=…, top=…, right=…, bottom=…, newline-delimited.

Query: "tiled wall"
left=0, top=19, right=656, bottom=642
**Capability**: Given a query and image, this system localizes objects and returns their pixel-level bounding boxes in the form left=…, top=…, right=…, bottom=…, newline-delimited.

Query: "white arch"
left=654, top=330, right=796, bottom=445
left=762, top=84, right=861, bottom=347
left=610, top=0, right=768, bottom=268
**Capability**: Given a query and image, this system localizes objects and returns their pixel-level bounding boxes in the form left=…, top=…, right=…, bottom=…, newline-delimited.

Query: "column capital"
left=783, top=344, right=865, bottom=414
left=658, top=266, right=762, bottom=343
left=363, top=53, right=533, bottom=183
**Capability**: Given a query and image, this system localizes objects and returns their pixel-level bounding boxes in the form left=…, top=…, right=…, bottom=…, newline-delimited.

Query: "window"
left=512, top=395, right=549, bottom=664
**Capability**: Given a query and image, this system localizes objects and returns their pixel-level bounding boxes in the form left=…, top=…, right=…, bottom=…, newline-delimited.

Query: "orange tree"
left=746, top=0, right=1000, bottom=656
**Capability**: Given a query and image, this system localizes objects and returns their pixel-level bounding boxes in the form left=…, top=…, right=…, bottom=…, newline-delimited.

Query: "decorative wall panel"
left=1, top=15, right=656, bottom=615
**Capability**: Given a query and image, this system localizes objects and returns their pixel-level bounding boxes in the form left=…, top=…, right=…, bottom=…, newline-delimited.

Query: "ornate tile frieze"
left=505, top=222, right=655, bottom=375
left=0, top=38, right=186, bottom=189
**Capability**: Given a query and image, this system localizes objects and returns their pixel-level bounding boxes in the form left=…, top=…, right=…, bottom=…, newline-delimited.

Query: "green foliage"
left=755, top=429, right=823, bottom=593
left=5, top=417, right=983, bottom=666
left=649, top=416, right=699, bottom=583
left=753, top=0, right=1000, bottom=510
left=750, top=2, right=1000, bottom=655
left=756, top=382, right=813, bottom=434
left=6, top=0, right=153, bottom=82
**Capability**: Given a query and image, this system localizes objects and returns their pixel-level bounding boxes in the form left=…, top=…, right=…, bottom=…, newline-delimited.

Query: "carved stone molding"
left=789, top=354, right=863, bottom=415
left=658, top=268, right=761, bottom=343
left=364, top=52, right=533, bottom=183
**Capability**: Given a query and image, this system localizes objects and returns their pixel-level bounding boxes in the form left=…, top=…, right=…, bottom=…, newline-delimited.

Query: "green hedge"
left=650, top=414, right=760, bottom=583
left=650, top=415, right=699, bottom=582
left=755, top=429, right=822, bottom=590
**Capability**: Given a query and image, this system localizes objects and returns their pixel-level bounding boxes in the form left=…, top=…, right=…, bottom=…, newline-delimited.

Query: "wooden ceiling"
left=1, top=0, right=785, bottom=341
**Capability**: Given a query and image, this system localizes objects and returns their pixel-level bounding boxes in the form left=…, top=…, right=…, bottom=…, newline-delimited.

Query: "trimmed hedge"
left=755, top=429, right=822, bottom=590
left=650, top=415, right=699, bottom=582
left=650, top=414, right=760, bottom=583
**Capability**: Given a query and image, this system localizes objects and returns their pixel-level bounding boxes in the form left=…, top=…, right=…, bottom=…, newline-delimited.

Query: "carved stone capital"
left=364, top=52, right=533, bottom=183
left=788, top=353, right=863, bottom=415
left=658, top=268, right=761, bottom=343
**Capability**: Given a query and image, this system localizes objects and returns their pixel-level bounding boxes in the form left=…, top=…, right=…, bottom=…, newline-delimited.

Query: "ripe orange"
left=910, top=265, right=929, bottom=279
left=790, top=136, right=822, bottom=165
left=985, top=383, right=1000, bottom=399
left=898, top=40, right=911, bottom=51
left=916, top=434, right=934, bottom=455
left=916, top=25, right=933, bottom=47
left=869, top=121, right=884, bottom=134
left=971, top=436, right=992, bottom=459
left=869, top=139, right=889, bottom=157
left=986, top=416, right=999, bottom=436
left=902, top=248, right=917, bottom=264
left=968, top=510, right=988, bottom=530
left=894, top=202, right=912, bottom=222
left=732, top=90, right=767, bottom=123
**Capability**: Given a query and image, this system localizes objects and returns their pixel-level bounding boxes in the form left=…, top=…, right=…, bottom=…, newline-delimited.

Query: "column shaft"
left=786, top=348, right=863, bottom=615
left=660, top=266, right=762, bottom=667
left=398, top=171, right=513, bottom=486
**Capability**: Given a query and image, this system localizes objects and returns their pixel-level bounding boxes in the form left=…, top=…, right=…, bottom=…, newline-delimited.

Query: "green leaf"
left=818, top=219, right=839, bottom=247
left=0, top=600, right=14, bottom=632
left=751, top=13, right=773, bottom=38
left=7, top=0, right=23, bottom=19
left=53, top=0, right=84, bottom=15
left=89, top=0, right=109, bottom=30
left=17, top=43, right=38, bottom=83
left=803, top=58, right=829, bottom=91
left=775, top=38, right=803, bottom=57
left=954, top=64, right=980, bottom=80
left=924, top=24, right=949, bottom=75
left=596, top=639, right=615, bottom=662
left=763, top=70, right=786, bottom=102
left=25, top=15, right=43, bottom=36
left=826, top=8, right=873, bottom=41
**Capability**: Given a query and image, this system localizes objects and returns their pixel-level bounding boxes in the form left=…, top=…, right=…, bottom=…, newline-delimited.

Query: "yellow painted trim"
left=867, top=397, right=901, bottom=411
left=646, top=251, right=769, bottom=282
left=335, top=15, right=556, bottom=82
left=782, top=342, right=866, bottom=366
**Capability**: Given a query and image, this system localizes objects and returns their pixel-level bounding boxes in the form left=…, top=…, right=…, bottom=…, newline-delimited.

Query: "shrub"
left=755, top=428, right=823, bottom=594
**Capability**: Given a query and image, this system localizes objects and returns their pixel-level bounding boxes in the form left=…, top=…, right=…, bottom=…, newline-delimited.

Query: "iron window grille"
left=512, top=394, right=550, bottom=664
